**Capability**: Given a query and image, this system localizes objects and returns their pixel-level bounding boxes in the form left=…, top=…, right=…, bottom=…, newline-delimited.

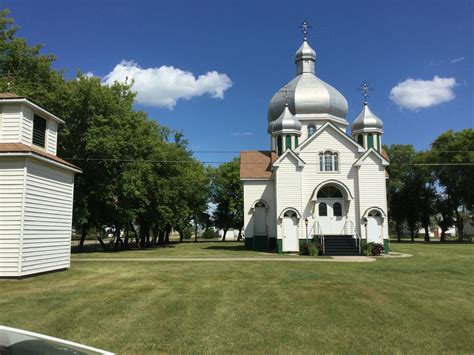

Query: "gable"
left=296, top=121, right=364, bottom=154
left=353, top=148, right=389, bottom=167
left=272, top=149, right=305, bottom=168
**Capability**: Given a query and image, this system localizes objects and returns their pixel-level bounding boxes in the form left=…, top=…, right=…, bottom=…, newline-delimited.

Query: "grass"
left=1, top=242, right=473, bottom=354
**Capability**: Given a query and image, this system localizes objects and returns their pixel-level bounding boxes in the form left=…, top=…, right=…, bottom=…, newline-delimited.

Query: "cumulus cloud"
left=389, top=76, right=457, bottom=110
left=102, top=60, right=232, bottom=109
left=450, top=57, right=465, bottom=63
left=231, top=132, right=254, bottom=136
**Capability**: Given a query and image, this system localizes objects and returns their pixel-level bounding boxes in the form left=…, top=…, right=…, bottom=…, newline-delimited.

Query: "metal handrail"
left=342, top=220, right=361, bottom=254
left=315, top=221, right=325, bottom=254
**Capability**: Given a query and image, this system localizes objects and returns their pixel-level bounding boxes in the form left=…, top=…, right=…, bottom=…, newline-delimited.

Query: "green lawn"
left=1, top=242, right=473, bottom=354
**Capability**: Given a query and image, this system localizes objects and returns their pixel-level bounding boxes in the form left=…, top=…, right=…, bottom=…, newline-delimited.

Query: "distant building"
left=240, top=27, right=389, bottom=255
left=0, top=93, right=81, bottom=277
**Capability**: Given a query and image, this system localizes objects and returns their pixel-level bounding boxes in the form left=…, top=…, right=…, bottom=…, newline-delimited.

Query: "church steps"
left=318, top=235, right=360, bottom=256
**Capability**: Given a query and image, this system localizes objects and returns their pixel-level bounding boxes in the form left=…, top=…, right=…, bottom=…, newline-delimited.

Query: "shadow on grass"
left=204, top=245, right=248, bottom=252
left=71, top=242, right=178, bottom=254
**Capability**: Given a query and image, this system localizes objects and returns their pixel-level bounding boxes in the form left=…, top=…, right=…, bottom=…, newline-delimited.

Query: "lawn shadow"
left=71, top=242, right=178, bottom=254
left=204, top=245, right=248, bottom=252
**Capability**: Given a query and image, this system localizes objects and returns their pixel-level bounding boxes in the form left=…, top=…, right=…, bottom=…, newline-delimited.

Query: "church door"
left=367, top=211, right=382, bottom=243
left=253, top=203, right=266, bottom=236
left=282, top=210, right=299, bottom=252
left=317, top=200, right=346, bottom=235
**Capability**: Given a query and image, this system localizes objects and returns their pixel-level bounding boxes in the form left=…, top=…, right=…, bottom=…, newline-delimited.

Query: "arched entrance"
left=280, top=209, right=300, bottom=252
left=366, top=209, right=383, bottom=243
left=315, top=185, right=346, bottom=235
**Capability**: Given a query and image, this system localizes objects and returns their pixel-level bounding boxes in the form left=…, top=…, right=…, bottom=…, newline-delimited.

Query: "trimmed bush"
left=362, top=242, right=384, bottom=256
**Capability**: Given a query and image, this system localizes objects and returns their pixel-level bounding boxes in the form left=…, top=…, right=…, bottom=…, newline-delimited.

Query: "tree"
left=431, top=129, right=474, bottom=241
left=210, top=158, right=243, bottom=241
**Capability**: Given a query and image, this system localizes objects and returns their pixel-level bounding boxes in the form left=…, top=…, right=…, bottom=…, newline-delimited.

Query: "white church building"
left=240, top=25, right=389, bottom=255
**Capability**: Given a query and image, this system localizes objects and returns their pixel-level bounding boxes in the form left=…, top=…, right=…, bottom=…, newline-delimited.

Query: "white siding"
left=47, top=120, right=58, bottom=155
left=275, top=154, right=303, bottom=239
left=299, top=126, right=359, bottom=234
left=0, top=104, right=21, bottom=143
left=356, top=154, right=389, bottom=239
left=21, top=159, right=74, bottom=276
left=0, top=158, right=25, bottom=277
left=243, top=180, right=276, bottom=239
left=20, top=106, right=33, bottom=145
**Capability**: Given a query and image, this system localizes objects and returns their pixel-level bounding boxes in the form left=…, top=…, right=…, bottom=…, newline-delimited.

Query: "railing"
left=315, top=221, right=325, bottom=254
left=341, top=220, right=361, bottom=254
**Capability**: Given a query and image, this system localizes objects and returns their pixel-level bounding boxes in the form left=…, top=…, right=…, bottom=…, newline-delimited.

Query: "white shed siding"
left=21, top=159, right=74, bottom=276
left=0, top=159, right=25, bottom=277
left=20, top=105, right=34, bottom=145
left=357, top=154, right=389, bottom=239
left=299, top=126, right=359, bottom=234
left=0, top=104, right=21, bottom=143
left=243, top=180, right=276, bottom=239
left=47, top=120, right=58, bottom=155
left=275, top=155, right=303, bottom=239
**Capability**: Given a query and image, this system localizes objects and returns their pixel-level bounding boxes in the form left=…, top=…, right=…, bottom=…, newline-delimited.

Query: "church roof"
left=352, top=103, right=384, bottom=133
left=240, top=151, right=277, bottom=179
left=0, top=143, right=81, bottom=172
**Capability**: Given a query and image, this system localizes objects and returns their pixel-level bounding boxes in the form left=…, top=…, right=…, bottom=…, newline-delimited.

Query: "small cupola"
left=271, top=99, right=302, bottom=156
left=351, top=82, right=384, bottom=152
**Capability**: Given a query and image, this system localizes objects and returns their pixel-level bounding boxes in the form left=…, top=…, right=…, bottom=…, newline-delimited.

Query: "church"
left=240, top=23, right=389, bottom=255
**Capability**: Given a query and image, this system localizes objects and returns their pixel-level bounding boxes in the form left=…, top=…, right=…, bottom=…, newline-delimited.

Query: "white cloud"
left=389, top=76, right=457, bottom=110
left=84, top=72, right=96, bottom=78
left=102, top=60, right=232, bottom=109
left=231, top=132, right=254, bottom=136
left=450, top=57, right=465, bottom=63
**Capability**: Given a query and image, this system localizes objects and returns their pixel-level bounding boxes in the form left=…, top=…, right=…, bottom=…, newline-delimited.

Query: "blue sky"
left=2, top=0, right=473, bottom=164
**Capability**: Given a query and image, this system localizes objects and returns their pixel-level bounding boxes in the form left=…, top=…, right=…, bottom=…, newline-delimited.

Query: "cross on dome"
left=358, top=81, right=374, bottom=105
left=299, top=20, right=311, bottom=41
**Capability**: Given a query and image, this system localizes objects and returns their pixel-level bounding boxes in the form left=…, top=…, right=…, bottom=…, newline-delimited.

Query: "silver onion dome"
left=352, top=103, right=384, bottom=134
left=271, top=105, right=302, bottom=135
left=268, top=39, right=349, bottom=124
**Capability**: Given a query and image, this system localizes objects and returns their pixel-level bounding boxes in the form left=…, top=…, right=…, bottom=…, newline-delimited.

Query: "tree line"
left=385, top=129, right=473, bottom=242
left=0, top=10, right=243, bottom=250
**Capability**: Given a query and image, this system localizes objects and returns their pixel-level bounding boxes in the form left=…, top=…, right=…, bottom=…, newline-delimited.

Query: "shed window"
left=319, top=151, right=339, bottom=172
left=33, top=115, right=47, bottom=148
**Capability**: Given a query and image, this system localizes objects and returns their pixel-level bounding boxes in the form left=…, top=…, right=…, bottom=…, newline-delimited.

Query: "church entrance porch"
left=314, top=185, right=349, bottom=236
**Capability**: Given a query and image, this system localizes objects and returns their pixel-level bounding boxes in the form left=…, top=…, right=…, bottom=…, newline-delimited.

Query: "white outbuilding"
left=0, top=93, right=81, bottom=277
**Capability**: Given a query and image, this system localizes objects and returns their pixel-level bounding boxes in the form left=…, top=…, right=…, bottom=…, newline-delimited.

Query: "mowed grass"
left=0, top=242, right=473, bottom=354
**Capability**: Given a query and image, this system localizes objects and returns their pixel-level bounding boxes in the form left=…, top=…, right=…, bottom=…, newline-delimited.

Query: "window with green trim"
left=285, top=135, right=291, bottom=150
left=277, top=136, right=282, bottom=156
left=357, top=134, right=363, bottom=146
left=377, top=134, right=381, bottom=152
left=295, top=136, right=299, bottom=148
left=368, top=133, right=374, bottom=149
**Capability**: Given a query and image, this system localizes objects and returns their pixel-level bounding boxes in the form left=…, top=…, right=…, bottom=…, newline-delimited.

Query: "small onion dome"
left=352, top=103, right=384, bottom=134
left=295, top=40, right=316, bottom=63
left=271, top=105, right=302, bottom=135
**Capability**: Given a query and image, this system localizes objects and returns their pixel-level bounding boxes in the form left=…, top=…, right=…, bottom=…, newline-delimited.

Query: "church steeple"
left=352, top=82, right=384, bottom=152
left=295, top=20, right=316, bottom=75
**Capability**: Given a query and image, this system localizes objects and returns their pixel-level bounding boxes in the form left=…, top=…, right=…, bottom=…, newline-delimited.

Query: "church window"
left=319, top=151, right=339, bottom=172
left=318, top=202, right=327, bottom=216
left=317, top=186, right=343, bottom=198
left=295, top=136, right=299, bottom=148
left=333, top=202, right=342, bottom=217
left=33, top=115, right=47, bottom=148
left=255, top=201, right=266, bottom=208
left=277, top=136, right=282, bottom=156
left=377, top=134, right=381, bottom=152
left=368, top=133, right=374, bottom=149
left=308, top=124, right=316, bottom=137
left=285, top=135, right=291, bottom=150
left=357, top=134, right=363, bottom=146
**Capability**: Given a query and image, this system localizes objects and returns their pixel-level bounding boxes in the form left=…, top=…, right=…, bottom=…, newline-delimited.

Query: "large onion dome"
left=267, top=39, right=349, bottom=127
left=352, top=103, right=384, bottom=134
left=271, top=104, right=302, bottom=135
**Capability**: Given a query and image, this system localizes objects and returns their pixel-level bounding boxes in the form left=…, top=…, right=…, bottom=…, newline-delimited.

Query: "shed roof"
left=240, top=151, right=277, bottom=179
left=0, top=143, right=81, bottom=173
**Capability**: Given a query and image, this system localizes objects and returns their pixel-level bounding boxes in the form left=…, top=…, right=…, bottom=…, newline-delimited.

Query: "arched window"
left=368, top=210, right=382, bottom=217
left=368, top=133, right=374, bottom=149
left=357, top=134, right=364, bottom=146
left=284, top=210, right=297, bottom=218
left=318, top=202, right=327, bottom=216
left=319, top=151, right=339, bottom=172
left=317, top=186, right=343, bottom=198
left=295, top=136, right=299, bottom=148
left=333, top=202, right=342, bottom=216
left=254, top=201, right=266, bottom=208
left=308, top=124, right=316, bottom=137
left=277, top=136, right=282, bottom=156
left=285, top=135, right=291, bottom=151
